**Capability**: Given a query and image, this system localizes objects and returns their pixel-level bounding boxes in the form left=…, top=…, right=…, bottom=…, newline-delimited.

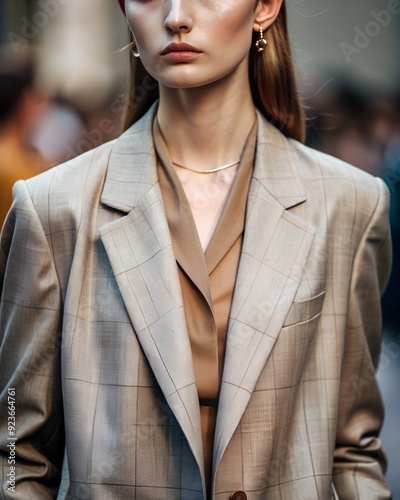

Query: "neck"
left=156, top=66, right=256, bottom=171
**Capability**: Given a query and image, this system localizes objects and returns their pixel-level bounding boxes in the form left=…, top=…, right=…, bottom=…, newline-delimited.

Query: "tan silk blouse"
left=153, top=118, right=257, bottom=496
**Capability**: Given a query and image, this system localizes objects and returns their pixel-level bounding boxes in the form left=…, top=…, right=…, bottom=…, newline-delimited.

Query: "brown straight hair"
left=122, top=1, right=305, bottom=143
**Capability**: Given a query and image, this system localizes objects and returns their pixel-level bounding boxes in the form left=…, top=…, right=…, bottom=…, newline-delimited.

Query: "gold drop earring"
left=131, top=39, right=140, bottom=58
left=255, top=25, right=268, bottom=52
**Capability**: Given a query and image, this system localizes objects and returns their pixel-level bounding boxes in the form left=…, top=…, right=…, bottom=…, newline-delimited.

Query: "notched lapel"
left=214, top=114, right=316, bottom=471
left=99, top=106, right=205, bottom=484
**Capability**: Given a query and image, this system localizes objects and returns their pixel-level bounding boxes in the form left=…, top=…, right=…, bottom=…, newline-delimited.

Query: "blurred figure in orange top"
left=0, top=47, right=49, bottom=227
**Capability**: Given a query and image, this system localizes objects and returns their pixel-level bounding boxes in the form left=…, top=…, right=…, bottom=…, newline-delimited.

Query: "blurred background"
left=0, top=0, right=399, bottom=496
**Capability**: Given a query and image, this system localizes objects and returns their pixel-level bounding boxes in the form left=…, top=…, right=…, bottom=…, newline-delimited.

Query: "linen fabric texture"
left=0, top=104, right=392, bottom=499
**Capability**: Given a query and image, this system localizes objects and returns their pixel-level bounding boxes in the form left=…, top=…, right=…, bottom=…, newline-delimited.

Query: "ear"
left=254, top=0, right=283, bottom=32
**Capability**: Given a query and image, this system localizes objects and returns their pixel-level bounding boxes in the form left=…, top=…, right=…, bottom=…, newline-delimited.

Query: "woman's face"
left=126, top=0, right=262, bottom=89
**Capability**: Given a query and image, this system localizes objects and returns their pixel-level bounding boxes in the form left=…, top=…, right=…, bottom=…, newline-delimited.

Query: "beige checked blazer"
left=0, top=105, right=392, bottom=499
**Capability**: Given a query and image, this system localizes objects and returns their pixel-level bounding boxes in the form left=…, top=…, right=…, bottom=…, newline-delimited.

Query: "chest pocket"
left=282, top=290, right=326, bottom=327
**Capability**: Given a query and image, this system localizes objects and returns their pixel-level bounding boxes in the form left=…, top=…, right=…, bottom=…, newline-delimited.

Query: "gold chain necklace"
left=172, top=160, right=240, bottom=174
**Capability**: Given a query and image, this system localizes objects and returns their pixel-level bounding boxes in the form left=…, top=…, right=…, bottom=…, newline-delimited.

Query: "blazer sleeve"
left=332, top=177, right=392, bottom=499
left=0, top=181, right=64, bottom=499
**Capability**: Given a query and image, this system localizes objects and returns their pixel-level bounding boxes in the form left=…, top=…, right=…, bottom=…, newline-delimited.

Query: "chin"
left=164, top=80, right=209, bottom=90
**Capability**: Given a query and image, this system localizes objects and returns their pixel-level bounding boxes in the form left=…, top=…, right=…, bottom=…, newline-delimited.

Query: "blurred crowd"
left=0, top=46, right=48, bottom=222
left=0, top=0, right=128, bottom=225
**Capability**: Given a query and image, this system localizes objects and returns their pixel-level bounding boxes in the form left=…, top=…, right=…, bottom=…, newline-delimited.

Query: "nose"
left=164, top=0, right=193, bottom=33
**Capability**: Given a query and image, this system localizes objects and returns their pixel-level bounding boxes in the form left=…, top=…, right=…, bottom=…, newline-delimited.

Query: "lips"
left=161, top=42, right=202, bottom=56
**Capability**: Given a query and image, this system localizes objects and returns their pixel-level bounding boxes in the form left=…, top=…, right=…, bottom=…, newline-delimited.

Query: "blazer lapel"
left=98, top=106, right=205, bottom=483
left=213, top=113, right=316, bottom=471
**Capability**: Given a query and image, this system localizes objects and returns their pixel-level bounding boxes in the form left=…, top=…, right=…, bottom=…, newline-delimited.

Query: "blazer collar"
left=100, top=102, right=159, bottom=213
left=253, top=109, right=306, bottom=209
